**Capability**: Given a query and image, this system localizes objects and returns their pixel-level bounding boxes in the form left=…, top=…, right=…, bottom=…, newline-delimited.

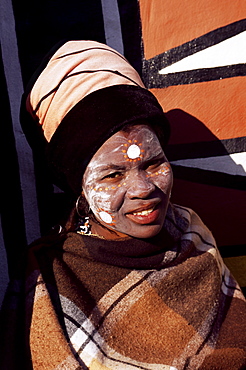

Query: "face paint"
left=99, top=211, right=113, bottom=224
left=126, top=144, right=141, bottom=159
left=82, top=125, right=173, bottom=239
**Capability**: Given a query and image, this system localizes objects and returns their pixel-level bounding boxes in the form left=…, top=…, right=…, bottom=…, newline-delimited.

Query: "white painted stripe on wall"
left=160, top=31, right=246, bottom=75
left=170, top=152, right=246, bottom=176
left=0, top=0, right=40, bottom=243
left=101, top=0, right=124, bottom=55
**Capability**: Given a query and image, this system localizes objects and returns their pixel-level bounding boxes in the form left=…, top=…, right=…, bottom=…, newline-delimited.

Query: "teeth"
left=132, top=208, right=154, bottom=216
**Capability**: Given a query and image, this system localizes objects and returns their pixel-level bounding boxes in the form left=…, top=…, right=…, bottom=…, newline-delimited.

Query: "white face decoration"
left=82, top=125, right=173, bottom=239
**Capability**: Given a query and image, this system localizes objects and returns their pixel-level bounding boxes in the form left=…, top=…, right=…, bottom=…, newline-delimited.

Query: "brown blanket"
left=1, top=204, right=246, bottom=369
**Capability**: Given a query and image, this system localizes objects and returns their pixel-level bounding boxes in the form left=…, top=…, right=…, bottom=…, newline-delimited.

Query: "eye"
left=145, top=158, right=164, bottom=171
left=102, top=171, right=124, bottom=181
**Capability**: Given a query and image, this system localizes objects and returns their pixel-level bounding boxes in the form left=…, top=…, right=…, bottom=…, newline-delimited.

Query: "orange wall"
left=140, top=0, right=246, bottom=59
left=152, top=78, right=246, bottom=144
left=139, top=0, right=246, bottom=248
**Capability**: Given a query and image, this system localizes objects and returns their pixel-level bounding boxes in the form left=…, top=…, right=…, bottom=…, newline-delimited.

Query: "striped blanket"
left=1, top=204, right=246, bottom=369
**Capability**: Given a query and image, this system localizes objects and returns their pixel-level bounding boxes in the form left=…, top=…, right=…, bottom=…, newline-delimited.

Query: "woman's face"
left=82, top=125, right=173, bottom=239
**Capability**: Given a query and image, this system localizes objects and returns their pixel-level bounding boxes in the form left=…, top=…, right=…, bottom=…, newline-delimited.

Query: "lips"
left=125, top=202, right=161, bottom=225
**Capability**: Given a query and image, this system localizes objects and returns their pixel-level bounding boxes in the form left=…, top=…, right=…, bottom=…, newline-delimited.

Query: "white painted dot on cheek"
left=127, top=144, right=141, bottom=159
left=99, top=211, right=113, bottom=224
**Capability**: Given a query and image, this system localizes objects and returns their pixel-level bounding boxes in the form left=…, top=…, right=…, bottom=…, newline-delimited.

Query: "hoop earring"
left=76, top=194, right=91, bottom=217
left=75, top=194, right=84, bottom=218
left=75, top=195, right=91, bottom=235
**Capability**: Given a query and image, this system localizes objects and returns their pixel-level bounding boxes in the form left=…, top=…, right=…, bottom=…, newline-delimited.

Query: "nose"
left=126, top=171, right=155, bottom=199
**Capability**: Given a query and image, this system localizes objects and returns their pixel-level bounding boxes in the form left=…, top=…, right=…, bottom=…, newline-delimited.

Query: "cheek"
left=84, top=188, right=114, bottom=225
left=84, top=187, right=112, bottom=210
left=149, top=166, right=173, bottom=192
left=83, top=185, right=125, bottom=224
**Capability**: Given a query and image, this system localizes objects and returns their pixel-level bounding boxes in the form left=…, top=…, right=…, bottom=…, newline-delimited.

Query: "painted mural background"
left=0, top=0, right=245, bottom=305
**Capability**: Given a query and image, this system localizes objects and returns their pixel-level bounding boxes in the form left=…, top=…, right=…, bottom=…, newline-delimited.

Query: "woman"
left=0, top=40, right=245, bottom=370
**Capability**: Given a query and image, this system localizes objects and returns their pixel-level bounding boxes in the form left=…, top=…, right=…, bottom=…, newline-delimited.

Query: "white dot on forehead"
left=99, top=211, right=112, bottom=224
left=127, top=144, right=141, bottom=159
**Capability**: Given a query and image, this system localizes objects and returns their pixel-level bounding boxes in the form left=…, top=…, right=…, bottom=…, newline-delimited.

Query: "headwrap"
left=22, top=40, right=170, bottom=196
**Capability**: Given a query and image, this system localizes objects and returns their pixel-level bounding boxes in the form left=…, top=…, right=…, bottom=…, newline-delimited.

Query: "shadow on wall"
left=165, top=109, right=246, bottom=249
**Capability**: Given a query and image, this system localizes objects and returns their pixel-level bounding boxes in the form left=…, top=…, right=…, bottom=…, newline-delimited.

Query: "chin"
left=98, top=216, right=165, bottom=239
left=125, top=224, right=163, bottom=239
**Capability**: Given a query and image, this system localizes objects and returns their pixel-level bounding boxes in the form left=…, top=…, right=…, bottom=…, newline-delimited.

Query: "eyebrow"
left=98, top=164, right=126, bottom=173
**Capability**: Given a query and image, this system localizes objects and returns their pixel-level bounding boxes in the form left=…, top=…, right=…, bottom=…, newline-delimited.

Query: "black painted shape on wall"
left=142, top=19, right=246, bottom=88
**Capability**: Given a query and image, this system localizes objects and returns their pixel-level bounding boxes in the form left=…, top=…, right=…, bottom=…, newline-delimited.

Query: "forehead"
left=91, top=125, right=162, bottom=160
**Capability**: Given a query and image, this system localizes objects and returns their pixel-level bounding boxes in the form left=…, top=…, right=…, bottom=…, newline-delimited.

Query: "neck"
left=90, top=220, right=130, bottom=240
